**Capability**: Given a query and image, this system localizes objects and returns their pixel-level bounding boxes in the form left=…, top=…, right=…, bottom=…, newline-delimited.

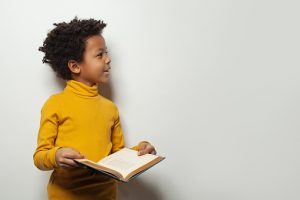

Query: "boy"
left=33, top=17, right=156, bottom=200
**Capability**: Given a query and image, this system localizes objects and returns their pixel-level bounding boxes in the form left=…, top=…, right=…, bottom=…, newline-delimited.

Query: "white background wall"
left=0, top=0, right=299, bottom=199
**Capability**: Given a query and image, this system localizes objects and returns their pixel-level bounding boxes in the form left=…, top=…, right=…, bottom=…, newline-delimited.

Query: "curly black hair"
left=39, top=16, right=107, bottom=80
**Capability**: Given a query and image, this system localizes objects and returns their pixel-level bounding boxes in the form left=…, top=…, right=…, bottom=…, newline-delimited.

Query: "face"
left=68, top=35, right=111, bottom=86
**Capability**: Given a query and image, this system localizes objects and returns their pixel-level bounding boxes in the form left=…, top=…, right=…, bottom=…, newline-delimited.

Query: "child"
left=33, top=17, right=157, bottom=200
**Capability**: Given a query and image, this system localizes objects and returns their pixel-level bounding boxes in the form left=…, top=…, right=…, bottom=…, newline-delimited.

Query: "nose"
left=105, top=54, right=111, bottom=65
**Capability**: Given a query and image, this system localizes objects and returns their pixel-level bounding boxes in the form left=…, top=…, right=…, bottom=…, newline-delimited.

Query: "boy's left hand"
left=138, top=142, right=157, bottom=156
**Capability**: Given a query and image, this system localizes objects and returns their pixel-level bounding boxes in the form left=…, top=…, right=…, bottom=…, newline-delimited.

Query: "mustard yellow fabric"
left=33, top=80, right=145, bottom=200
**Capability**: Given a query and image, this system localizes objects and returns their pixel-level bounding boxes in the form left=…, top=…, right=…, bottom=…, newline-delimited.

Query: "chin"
left=99, top=78, right=109, bottom=84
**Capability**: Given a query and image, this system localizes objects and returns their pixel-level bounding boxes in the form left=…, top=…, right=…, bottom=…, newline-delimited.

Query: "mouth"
left=103, top=66, right=110, bottom=72
left=103, top=68, right=110, bottom=75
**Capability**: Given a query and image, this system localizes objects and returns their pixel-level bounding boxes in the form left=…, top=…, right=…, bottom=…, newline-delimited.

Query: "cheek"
left=90, top=59, right=105, bottom=73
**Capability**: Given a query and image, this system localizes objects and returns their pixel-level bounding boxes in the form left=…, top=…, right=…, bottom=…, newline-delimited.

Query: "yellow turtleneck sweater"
left=33, top=80, right=143, bottom=200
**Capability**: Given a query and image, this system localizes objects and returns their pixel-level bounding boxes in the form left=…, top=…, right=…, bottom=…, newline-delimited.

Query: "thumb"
left=138, top=149, right=146, bottom=156
left=72, top=150, right=85, bottom=159
left=77, top=152, right=85, bottom=159
left=138, top=143, right=147, bottom=156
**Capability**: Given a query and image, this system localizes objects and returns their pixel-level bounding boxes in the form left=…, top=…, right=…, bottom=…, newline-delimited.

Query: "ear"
left=68, top=60, right=81, bottom=74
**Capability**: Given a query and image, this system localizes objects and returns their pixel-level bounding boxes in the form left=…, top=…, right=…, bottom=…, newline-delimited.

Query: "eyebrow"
left=96, top=47, right=108, bottom=52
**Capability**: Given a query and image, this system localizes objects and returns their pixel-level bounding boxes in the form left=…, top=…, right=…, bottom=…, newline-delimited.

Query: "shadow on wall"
left=118, top=179, right=163, bottom=200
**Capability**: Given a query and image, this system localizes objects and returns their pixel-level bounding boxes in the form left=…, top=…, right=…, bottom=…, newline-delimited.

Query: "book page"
left=98, top=148, right=160, bottom=178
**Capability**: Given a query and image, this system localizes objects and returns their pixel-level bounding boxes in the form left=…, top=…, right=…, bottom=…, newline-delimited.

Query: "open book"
left=74, top=148, right=165, bottom=182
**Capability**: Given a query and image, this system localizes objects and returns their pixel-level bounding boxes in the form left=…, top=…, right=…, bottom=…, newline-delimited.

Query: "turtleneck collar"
left=64, top=80, right=99, bottom=98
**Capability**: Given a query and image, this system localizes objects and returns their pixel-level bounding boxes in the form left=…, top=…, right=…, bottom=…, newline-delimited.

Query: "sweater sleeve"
left=111, top=104, right=149, bottom=153
left=111, top=105, right=125, bottom=153
left=33, top=95, right=61, bottom=171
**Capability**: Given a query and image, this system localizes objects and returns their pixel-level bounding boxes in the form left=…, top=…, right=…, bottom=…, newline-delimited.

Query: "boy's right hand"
left=55, top=147, right=85, bottom=168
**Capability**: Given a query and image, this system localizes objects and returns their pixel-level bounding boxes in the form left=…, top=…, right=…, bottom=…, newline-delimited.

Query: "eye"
left=96, top=52, right=103, bottom=58
left=96, top=50, right=109, bottom=59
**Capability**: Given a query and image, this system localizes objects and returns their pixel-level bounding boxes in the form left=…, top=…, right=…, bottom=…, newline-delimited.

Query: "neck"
left=65, top=79, right=99, bottom=98
left=71, top=76, right=98, bottom=87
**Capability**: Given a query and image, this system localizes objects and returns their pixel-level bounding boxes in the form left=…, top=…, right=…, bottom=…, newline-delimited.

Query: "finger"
left=138, top=148, right=148, bottom=156
left=151, top=149, right=157, bottom=155
left=146, top=146, right=156, bottom=155
left=138, top=145, right=152, bottom=156
left=137, top=143, right=149, bottom=155
left=71, top=149, right=85, bottom=159
left=139, top=143, right=147, bottom=151
left=145, top=145, right=154, bottom=153
left=61, top=158, right=81, bottom=167
left=63, top=151, right=85, bottom=159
